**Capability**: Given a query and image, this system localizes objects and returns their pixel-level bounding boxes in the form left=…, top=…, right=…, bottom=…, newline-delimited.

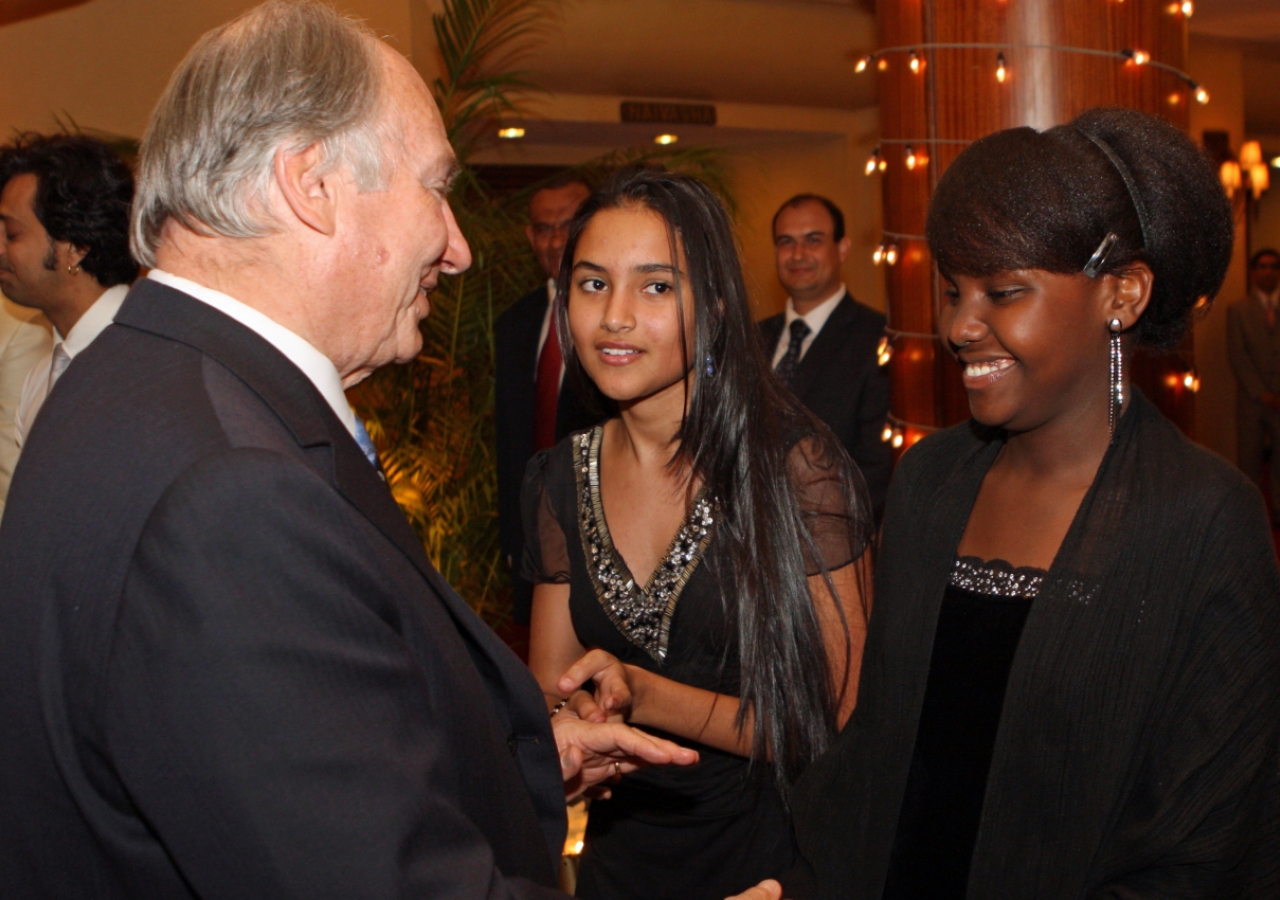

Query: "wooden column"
left=875, top=0, right=1198, bottom=446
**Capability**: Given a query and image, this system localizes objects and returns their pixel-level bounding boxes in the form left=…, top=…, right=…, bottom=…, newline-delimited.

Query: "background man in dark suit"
left=495, top=174, right=597, bottom=626
left=0, top=3, right=692, bottom=898
left=1228, top=247, right=1280, bottom=522
left=760, top=194, right=891, bottom=518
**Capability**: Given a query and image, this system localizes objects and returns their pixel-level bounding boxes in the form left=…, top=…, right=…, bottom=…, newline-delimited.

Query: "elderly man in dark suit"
left=760, top=194, right=891, bottom=518
left=0, top=3, right=693, bottom=898
left=495, top=174, right=598, bottom=627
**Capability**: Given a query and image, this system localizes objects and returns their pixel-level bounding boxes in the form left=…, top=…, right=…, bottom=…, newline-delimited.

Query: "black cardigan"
left=790, top=392, right=1280, bottom=898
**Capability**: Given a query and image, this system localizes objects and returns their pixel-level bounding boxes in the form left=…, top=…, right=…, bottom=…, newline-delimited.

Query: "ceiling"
left=516, top=0, right=879, bottom=110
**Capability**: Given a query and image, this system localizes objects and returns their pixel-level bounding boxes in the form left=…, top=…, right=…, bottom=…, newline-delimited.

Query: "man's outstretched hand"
left=726, top=879, right=784, bottom=900
left=552, top=715, right=698, bottom=801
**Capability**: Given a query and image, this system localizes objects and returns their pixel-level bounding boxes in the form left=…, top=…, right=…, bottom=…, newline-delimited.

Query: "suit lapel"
left=116, top=282, right=529, bottom=680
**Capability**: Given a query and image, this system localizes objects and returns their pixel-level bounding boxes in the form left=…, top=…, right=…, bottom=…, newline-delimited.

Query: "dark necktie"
left=533, top=314, right=562, bottom=451
left=775, top=318, right=811, bottom=386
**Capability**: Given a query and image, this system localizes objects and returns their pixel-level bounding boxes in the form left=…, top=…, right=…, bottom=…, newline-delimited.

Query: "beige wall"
left=1189, top=35, right=1248, bottom=464
left=0, top=0, right=412, bottom=140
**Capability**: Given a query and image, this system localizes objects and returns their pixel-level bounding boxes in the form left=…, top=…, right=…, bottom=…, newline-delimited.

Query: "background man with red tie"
left=1228, top=247, right=1280, bottom=522
left=495, top=174, right=599, bottom=627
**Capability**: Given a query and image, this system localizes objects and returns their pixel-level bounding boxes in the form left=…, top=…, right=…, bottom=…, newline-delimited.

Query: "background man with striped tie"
left=759, top=193, right=891, bottom=520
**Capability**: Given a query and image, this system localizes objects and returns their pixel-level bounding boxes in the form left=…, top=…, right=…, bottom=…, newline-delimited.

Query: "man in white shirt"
left=1227, top=247, right=1280, bottom=522
left=0, top=299, right=51, bottom=516
left=0, top=133, right=136, bottom=448
left=759, top=194, right=892, bottom=518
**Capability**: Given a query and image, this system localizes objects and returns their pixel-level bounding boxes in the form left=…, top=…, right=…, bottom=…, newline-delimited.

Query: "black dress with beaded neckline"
left=882, top=556, right=1047, bottom=900
left=521, top=425, right=865, bottom=900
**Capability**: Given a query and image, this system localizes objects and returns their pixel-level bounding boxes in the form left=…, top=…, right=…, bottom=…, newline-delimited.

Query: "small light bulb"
left=865, top=147, right=881, bottom=176
left=892, top=429, right=905, bottom=449
left=878, top=156, right=888, bottom=173
left=885, top=243, right=900, bottom=266
left=881, top=425, right=894, bottom=443
left=905, top=145, right=917, bottom=170
left=909, top=51, right=923, bottom=74
left=1128, top=49, right=1150, bottom=66
left=877, top=57, right=889, bottom=71
left=1181, top=0, right=1193, bottom=15
left=876, top=337, right=894, bottom=366
left=654, top=134, right=678, bottom=145
left=872, top=243, right=886, bottom=265
left=996, top=53, right=1008, bottom=83
left=1167, top=91, right=1182, bottom=106
left=497, top=127, right=526, bottom=139
left=855, top=55, right=872, bottom=73
left=1194, top=85, right=1210, bottom=104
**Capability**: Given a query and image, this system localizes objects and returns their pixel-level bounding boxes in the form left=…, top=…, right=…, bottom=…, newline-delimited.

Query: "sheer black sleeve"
left=787, top=434, right=871, bottom=576
left=519, top=448, right=572, bottom=585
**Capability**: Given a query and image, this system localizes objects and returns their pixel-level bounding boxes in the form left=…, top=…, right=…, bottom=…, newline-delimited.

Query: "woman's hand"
left=558, top=649, right=637, bottom=720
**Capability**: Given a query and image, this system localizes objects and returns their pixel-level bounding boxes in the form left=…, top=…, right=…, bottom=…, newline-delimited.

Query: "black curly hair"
left=0, top=133, right=137, bottom=288
left=926, top=107, right=1233, bottom=351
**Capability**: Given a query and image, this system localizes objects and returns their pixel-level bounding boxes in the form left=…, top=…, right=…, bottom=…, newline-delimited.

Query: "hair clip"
left=1084, top=232, right=1119, bottom=278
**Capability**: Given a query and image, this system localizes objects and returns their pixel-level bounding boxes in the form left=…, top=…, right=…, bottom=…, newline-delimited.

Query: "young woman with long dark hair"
left=786, top=107, right=1280, bottom=899
left=521, top=168, right=873, bottom=900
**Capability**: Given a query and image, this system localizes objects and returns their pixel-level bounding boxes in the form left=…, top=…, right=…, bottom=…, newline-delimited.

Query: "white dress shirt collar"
left=59, top=284, right=129, bottom=357
left=772, top=284, right=847, bottom=368
left=147, top=270, right=355, bottom=437
left=1253, top=286, right=1280, bottom=311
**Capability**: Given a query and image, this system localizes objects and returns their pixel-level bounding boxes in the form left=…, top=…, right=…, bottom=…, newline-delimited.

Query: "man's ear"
left=274, top=143, right=338, bottom=236
left=1105, top=262, right=1154, bottom=331
left=836, top=235, right=852, bottom=265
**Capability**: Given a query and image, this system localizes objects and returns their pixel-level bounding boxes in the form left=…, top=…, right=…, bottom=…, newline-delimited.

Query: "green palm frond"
left=431, top=0, right=561, bottom=153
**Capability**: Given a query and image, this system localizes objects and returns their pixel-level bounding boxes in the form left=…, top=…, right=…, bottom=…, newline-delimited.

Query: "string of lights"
left=854, top=42, right=1210, bottom=105
left=881, top=413, right=941, bottom=448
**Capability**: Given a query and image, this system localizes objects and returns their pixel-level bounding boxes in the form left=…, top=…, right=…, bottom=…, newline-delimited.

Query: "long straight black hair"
left=555, top=167, right=873, bottom=791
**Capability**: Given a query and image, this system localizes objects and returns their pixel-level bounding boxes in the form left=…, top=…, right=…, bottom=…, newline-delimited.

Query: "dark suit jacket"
left=495, top=286, right=599, bottom=623
left=760, top=292, right=891, bottom=519
left=0, top=280, right=567, bottom=899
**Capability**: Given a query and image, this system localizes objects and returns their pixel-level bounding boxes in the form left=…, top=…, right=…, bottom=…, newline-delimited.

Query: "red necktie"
left=533, top=315, right=562, bottom=451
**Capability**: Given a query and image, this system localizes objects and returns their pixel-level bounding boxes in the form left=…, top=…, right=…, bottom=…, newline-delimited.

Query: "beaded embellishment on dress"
left=951, top=556, right=1046, bottom=599
left=574, top=427, right=715, bottom=662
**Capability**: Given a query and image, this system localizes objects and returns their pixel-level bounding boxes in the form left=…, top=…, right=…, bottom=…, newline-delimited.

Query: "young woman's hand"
left=558, top=649, right=638, bottom=720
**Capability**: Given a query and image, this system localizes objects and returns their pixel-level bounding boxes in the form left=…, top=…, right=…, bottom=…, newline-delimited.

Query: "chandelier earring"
left=1107, top=318, right=1124, bottom=441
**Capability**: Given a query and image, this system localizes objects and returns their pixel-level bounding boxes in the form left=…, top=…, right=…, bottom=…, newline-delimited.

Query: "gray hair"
left=131, top=0, right=388, bottom=267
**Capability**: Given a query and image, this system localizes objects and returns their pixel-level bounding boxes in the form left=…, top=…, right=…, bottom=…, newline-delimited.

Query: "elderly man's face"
left=330, top=43, right=471, bottom=387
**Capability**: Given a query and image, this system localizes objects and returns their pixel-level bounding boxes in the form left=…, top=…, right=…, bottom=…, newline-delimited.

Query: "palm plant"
left=352, top=0, right=733, bottom=626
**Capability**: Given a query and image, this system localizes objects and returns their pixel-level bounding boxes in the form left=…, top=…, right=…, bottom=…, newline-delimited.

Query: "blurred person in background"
left=1228, top=247, right=1280, bottom=522
left=0, top=300, right=50, bottom=519
left=761, top=194, right=890, bottom=519
left=496, top=173, right=599, bottom=627
left=0, top=133, right=136, bottom=450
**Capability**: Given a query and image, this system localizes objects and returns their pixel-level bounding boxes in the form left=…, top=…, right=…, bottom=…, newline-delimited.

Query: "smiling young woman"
left=788, top=108, right=1280, bottom=899
left=520, top=169, right=874, bottom=900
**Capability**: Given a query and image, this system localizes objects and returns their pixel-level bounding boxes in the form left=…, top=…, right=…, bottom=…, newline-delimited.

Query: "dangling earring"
left=67, top=263, right=81, bottom=276
left=704, top=354, right=715, bottom=376
left=1108, top=318, right=1124, bottom=441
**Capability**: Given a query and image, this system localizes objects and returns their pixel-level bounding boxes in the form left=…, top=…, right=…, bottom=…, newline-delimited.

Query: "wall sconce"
left=1220, top=141, right=1271, bottom=200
